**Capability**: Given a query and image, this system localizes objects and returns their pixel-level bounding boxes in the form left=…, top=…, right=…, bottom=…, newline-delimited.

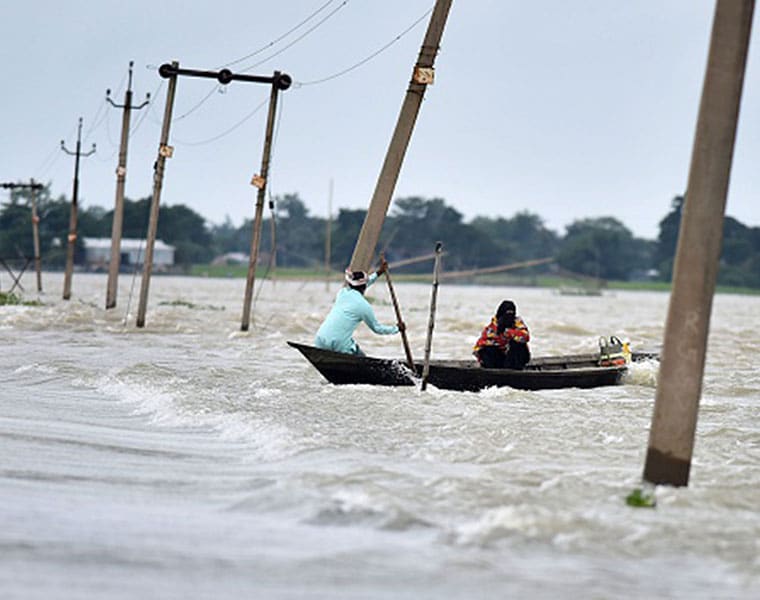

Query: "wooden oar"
left=381, top=255, right=415, bottom=370
left=421, top=242, right=443, bottom=391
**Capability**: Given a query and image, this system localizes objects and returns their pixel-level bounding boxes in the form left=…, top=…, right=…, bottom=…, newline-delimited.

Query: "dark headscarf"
left=496, top=300, right=516, bottom=333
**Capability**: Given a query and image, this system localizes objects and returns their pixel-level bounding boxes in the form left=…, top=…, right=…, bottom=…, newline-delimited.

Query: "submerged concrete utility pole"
left=240, top=71, right=292, bottom=331
left=29, top=179, right=43, bottom=292
left=105, top=61, right=150, bottom=310
left=136, top=61, right=179, bottom=328
left=133, top=62, right=291, bottom=329
left=61, top=118, right=96, bottom=301
left=349, top=0, right=453, bottom=272
left=643, top=0, right=754, bottom=487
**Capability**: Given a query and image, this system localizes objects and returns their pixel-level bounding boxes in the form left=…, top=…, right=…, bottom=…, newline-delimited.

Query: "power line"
left=130, top=78, right=165, bottom=136
left=171, top=96, right=270, bottom=146
left=296, top=6, right=433, bottom=86
left=172, top=84, right=222, bottom=121
left=222, top=0, right=339, bottom=68
left=240, top=0, right=351, bottom=73
left=165, top=2, right=346, bottom=127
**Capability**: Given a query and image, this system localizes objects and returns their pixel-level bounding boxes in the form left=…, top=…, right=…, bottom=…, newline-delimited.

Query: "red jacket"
left=473, top=316, right=530, bottom=353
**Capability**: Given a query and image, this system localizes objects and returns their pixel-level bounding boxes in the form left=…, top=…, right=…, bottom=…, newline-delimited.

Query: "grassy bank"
left=187, top=265, right=759, bottom=295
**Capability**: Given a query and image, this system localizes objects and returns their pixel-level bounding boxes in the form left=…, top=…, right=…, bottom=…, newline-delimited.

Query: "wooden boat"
left=286, top=341, right=653, bottom=391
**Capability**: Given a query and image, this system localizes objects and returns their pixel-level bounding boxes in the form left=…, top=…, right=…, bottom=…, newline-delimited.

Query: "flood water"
left=1, top=272, right=759, bottom=599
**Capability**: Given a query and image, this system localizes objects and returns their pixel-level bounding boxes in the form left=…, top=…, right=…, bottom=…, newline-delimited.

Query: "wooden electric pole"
left=105, top=61, right=150, bottom=310
left=643, top=0, right=754, bottom=487
left=60, top=117, right=96, bottom=301
left=136, top=61, right=179, bottom=328
left=349, top=0, right=453, bottom=272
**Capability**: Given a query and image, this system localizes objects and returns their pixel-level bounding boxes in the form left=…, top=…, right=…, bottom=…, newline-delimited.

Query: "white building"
left=82, top=237, right=175, bottom=270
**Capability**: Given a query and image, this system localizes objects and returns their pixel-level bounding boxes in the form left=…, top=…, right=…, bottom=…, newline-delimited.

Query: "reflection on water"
left=1, top=272, right=759, bottom=599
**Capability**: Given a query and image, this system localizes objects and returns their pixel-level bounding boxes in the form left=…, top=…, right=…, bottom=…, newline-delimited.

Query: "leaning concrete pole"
left=240, top=73, right=283, bottom=331
left=106, top=62, right=149, bottom=310
left=136, top=62, right=178, bottom=328
left=643, top=0, right=754, bottom=487
left=349, top=0, right=453, bottom=272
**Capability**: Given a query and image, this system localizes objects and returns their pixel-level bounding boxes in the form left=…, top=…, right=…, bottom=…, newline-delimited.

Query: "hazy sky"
left=1, top=1, right=758, bottom=240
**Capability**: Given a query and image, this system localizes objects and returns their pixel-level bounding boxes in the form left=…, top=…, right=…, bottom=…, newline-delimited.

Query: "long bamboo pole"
left=421, top=242, right=443, bottom=391
left=441, top=257, right=554, bottom=280
left=382, top=255, right=414, bottom=370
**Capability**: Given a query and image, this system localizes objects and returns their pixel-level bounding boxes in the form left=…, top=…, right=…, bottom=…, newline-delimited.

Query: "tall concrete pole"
left=136, top=62, right=178, bottom=328
left=61, top=117, right=96, bottom=300
left=241, top=73, right=283, bottom=331
left=643, top=0, right=754, bottom=487
left=106, top=61, right=150, bottom=309
left=349, top=0, right=453, bottom=272
left=29, top=179, right=42, bottom=292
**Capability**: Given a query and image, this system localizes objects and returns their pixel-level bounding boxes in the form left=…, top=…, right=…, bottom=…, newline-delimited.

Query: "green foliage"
left=2, top=186, right=758, bottom=288
left=625, top=488, right=656, bottom=508
left=0, top=291, right=43, bottom=306
left=654, top=195, right=760, bottom=288
left=557, top=217, right=651, bottom=281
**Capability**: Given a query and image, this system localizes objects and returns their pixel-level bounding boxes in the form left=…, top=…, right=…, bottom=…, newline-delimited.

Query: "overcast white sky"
left=1, top=1, right=758, bottom=240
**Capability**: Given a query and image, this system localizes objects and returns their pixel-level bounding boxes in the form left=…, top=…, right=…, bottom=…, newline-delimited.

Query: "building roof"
left=83, top=237, right=174, bottom=251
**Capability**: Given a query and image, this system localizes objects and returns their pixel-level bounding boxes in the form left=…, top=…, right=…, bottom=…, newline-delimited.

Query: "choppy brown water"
left=1, top=272, right=758, bottom=599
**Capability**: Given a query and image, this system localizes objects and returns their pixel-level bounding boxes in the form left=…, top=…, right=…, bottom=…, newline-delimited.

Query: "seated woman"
left=473, top=300, right=531, bottom=369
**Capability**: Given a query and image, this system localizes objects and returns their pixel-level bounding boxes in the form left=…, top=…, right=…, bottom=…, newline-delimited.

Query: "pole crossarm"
left=1, top=182, right=44, bottom=190
left=61, top=118, right=96, bottom=157
left=106, top=61, right=150, bottom=111
left=158, top=63, right=292, bottom=90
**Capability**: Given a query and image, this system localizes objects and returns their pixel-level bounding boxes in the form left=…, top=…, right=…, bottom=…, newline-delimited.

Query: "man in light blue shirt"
left=315, top=261, right=400, bottom=355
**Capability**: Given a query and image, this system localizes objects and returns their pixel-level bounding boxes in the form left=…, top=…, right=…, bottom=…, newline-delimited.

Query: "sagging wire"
left=130, top=78, right=165, bottom=136
left=171, top=95, right=269, bottom=147
left=172, top=84, right=223, bottom=121
left=165, top=1, right=344, bottom=127
left=222, top=0, right=339, bottom=68
left=239, top=0, right=351, bottom=73
left=35, top=119, right=79, bottom=182
left=296, top=6, right=433, bottom=87
left=35, top=142, right=63, bottom=181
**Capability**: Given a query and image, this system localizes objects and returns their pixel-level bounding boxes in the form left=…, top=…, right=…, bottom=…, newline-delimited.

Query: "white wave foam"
left=92, top=374, right=300, bottom=460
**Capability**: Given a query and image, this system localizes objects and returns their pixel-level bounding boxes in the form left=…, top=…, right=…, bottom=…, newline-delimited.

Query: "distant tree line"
left=1, top=186, right=759, bottom=288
